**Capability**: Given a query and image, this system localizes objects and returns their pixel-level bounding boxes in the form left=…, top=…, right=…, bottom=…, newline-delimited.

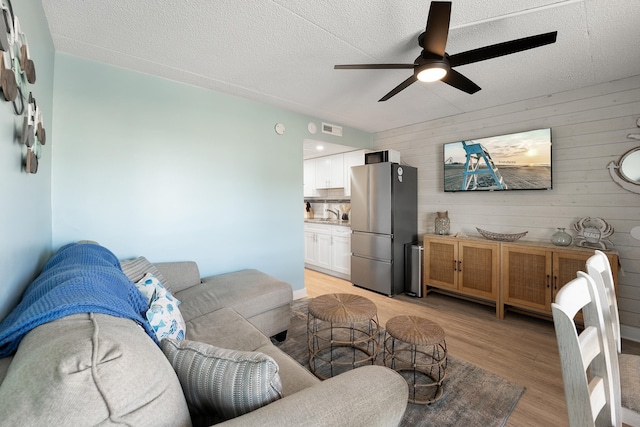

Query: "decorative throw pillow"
left=135, top=273, right=170, bottom=306
left=120, top=256, right=169, bottom=288
left=146, top=291, right=186, bottom=341
left=161, top=338, right=283, bottom=420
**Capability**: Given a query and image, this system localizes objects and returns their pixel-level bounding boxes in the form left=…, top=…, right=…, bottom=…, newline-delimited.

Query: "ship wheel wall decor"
left=608, top=117, right=640, bottom=194
left=0, top=0, right=46, bottom=174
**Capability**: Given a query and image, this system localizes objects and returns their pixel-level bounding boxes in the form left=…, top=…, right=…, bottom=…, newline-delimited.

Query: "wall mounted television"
left=443, top=128, right=552, bottom=192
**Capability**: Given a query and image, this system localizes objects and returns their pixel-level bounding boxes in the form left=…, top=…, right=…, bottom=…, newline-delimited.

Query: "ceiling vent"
left=321, top=122, right=342, bottom=137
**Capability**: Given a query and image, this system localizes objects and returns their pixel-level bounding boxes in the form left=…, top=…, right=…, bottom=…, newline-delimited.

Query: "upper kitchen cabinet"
left=342, top=150, right=366, bottom=197
left=304, top=159, right=320, bottom=197
left=315, top=154, right=344, bottom=189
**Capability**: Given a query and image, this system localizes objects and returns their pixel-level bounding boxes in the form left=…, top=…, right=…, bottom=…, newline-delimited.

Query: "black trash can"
left=404, top=242, right=423, bottom=297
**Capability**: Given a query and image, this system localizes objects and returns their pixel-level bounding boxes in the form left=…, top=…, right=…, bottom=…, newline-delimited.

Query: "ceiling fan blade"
left=448, top=31, right=558, bottom=68
left=441, top=69, right=481, bottom=94
left=334, top=64, right=414, bottom=70
left=379, top=75, right=418, bottom=102
left=422, top=1, right=452, bottom=56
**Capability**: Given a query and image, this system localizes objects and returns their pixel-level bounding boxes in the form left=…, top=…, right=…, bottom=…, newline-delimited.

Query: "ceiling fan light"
left=417, top=66, right=447, bottom=82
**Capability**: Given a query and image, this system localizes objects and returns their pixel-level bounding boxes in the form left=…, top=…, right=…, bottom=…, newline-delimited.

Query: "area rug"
left=272, top=298, right=525, bottom=427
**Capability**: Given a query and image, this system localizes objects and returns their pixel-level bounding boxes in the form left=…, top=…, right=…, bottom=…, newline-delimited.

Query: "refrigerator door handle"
left=352, top=254, right=393, bottom=264
left=351, top=231, right=393, bottom=239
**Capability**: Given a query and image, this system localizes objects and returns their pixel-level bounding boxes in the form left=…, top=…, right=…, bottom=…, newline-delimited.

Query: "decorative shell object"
left=573, top=217, right=614, bottom=249
left=476, top=228, right=528, bottom=242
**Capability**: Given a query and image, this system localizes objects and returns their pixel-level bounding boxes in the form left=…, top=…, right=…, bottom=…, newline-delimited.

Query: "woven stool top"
left=386, top=315, right=445, bottom=346
left=308, top=293, right=377, bottom=323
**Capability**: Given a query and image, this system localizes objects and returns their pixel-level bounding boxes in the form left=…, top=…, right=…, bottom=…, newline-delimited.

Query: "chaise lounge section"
left=156, top=262, right=293, bottom=340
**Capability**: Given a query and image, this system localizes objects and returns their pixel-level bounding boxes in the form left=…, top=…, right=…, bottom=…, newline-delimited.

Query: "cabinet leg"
left=497, top=303, right=505, bottom=319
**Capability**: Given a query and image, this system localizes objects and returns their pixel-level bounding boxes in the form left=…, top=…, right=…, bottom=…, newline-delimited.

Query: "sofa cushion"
left=186, top=307, right=271, bottom=351
left=121, top=256, right=169, bottom=288
left=0, top=313, right=191, bottom=426
left=162, top=338, right=282, bottom=421
left=154, top=261, right=202, bottom=293
left=175, top=269, right=292, bottom=323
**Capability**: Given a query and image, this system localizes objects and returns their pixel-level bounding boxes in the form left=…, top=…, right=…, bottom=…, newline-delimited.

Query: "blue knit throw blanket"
left=0, top=243, right=158, bottom=358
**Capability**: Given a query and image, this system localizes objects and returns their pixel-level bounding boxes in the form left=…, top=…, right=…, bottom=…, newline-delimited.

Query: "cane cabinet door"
left=552, top=251, right=591, bottom=301
left=551, top=250, right=619, bottom=301
left=501, top=244, right=553, bottom=313
left=424, top=236, right=498, bottom=301
left=458, top=241, right=499, bottom=300
left=423, top=236, right=457, bottom=291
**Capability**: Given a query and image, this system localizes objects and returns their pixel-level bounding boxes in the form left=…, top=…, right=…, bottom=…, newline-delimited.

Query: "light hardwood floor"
left=304, top=268, right=640, bottom=427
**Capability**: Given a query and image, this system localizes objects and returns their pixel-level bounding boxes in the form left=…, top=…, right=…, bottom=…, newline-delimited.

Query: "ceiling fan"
left=334, top=1, right=558, bottom=102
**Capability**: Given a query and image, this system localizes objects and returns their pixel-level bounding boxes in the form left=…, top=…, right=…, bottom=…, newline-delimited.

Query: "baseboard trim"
left=304, top=264, right=350, bottom=281
left=293, top=288, right=307, bottom=300
left=621, top=325, right=640, bottom=343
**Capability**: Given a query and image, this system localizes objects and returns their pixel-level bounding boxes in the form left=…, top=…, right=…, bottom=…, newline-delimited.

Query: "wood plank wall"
left=373, top=75, right=640, bottom=339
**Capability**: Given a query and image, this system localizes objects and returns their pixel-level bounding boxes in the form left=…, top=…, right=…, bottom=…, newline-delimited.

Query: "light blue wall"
left=0, top=1, right=54, bottom=320
left=52, top=54, right=372, bottom=292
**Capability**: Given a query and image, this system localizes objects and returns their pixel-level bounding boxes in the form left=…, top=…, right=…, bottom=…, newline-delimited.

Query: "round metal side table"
left=307, top=293, right=380, bottom=379
left=384, top=315, right=448, bottom=404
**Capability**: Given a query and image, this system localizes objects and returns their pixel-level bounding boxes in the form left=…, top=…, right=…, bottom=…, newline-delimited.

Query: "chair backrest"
left=552, top=272, right=621, bottom=426
left=586, top=250, right=621, bottom=354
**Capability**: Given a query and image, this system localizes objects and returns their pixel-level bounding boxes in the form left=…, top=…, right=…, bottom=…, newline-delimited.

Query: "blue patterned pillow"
left=134, top=273, right=167, bottom=306
left=147, top=294, right=185, bottom=341
left=144, top=277, right=186, bottom=341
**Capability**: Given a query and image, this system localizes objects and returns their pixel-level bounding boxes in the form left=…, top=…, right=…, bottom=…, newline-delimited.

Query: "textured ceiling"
left=41, top=0, right=640, bottom=134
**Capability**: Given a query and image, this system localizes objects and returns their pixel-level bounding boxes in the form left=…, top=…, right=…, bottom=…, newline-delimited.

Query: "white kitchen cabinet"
left=331, top=225, right=351, bottom=275
left=304, top=224, right=331, bottom=270
left=303, top=230, right=316, bottom=264
left=303, top=159, right=320, bottom=197
left=316, top=233, right=332, bottom=270
left=342, top=149, right=366, bottom=197
left=304, top=223, right=351, bottom=279
left=315, top=154, right=344, bottom=189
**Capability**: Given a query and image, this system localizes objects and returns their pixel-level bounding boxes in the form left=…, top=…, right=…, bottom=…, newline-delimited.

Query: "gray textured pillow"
left=161, top=338, right=283, bottom=420
left=120, top=256, right=168, bottom=288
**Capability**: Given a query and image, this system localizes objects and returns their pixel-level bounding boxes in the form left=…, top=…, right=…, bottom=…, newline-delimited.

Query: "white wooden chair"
left=586, top=250, right=621, bottom=353
left=586, top=250, right=640, bottom=426
left=552, top=272, right=620, bottom=426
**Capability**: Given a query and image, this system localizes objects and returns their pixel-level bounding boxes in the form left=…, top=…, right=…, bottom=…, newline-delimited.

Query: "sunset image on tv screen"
left=444, top=128, right=552, bottom=192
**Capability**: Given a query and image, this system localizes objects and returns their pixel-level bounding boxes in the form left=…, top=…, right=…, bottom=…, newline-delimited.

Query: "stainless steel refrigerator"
left=350, top=162, right=417, bottom=296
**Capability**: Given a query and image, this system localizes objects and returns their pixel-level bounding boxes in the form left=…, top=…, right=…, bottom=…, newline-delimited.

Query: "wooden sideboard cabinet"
left=500, top=241, right=619, bottom=319
left=423, top=235, right=500, bottom=315
left=423, top=234, right=619, bottom=320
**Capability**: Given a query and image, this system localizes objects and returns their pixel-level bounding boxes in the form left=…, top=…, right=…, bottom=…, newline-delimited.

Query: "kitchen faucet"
left=326, top=208, right=339, bottom=219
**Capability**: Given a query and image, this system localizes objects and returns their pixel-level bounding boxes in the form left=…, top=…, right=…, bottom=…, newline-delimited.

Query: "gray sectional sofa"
left=0, top=245, right=408, bottom=426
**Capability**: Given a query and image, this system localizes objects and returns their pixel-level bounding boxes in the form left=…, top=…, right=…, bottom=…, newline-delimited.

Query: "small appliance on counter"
left=364, top=149, right=401, bottom=164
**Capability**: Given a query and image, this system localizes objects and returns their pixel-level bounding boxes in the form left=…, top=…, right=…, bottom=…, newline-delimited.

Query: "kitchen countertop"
left=304, top=218, right=351, bottom=227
